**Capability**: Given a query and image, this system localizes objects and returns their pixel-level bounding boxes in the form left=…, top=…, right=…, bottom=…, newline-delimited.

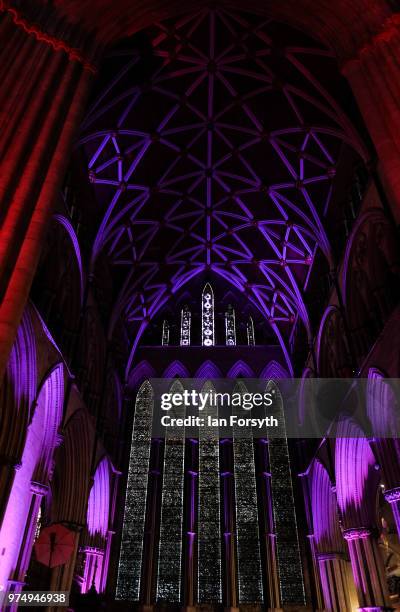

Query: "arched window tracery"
left=202, top=283, right=215, bottom=347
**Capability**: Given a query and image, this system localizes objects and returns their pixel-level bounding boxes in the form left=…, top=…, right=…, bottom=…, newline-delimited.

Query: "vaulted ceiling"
left=78, top=6, right=368, bottom=375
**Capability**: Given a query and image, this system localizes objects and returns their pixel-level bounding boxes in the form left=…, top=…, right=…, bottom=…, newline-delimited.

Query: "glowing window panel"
left=198, top=381, right=221, bottom=602
left=233, top=382, right=263, bottom=602
left=180, top=306, right=191, bottom=346
left=225, top=305, right=236, bottom=346
left=202, top=284, right=215, bottom=347
left=266, top=381, right=305, bottom=606
left=247, top=317, right=255, bottom=346
left=157, top=380, right=186, bottom=601
left=162, top=320, right=170, bottom=346
left=116, top=381, right=153, bottom=601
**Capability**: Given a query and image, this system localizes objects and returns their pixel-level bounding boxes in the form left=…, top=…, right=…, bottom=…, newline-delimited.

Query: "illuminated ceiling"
left=79, top=7, right=367, bottom=375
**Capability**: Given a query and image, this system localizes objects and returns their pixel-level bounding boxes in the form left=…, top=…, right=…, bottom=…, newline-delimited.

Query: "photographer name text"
left=160, top=415, right=278, bottom=429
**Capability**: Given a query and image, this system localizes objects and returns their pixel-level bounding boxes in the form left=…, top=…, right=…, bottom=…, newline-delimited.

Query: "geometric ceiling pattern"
left=79, top=7, right=367, bottom=376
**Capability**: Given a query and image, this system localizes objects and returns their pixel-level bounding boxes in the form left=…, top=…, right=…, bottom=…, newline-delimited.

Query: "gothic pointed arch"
left=195, top=360, right=222, bottom=379
left=227, top=360, right=254, bottom=379
left=162, top=360, right=190, bottom=379
left=335, top=418, right=379, bottom=529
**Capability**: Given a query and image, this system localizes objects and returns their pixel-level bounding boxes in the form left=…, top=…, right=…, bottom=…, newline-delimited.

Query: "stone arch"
left=260, top=360, right=289, bottom=380
left=317, top=306, right=352, bottom=377
left=128, top=360, right=156, bottom=392
left=51, top=408, right=93, bottom=527
left=310, top=460, right=343, bottom=554
left=367, top=368, right=400, bottom=490
left=78, top=455, right=113, bottom=593
left=195, top=360, right=222, bottom=379
left=342, top=210, right=400, bottom=361
left=32, top=215, right=84, bottom=361
left=0, top=307, right=37, bottom=466
left=227, top=360, right=255, bottom=379
left=162, top=360, right=190, bottom=379
left=0, top=362, right=64, bottom=592
left=310, top=460, right=354, bottom=611
left=335, top=418, right=380, bottom=529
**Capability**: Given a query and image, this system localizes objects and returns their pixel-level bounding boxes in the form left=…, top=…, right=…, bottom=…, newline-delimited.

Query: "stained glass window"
left=202, top=284, right=215, bottom=347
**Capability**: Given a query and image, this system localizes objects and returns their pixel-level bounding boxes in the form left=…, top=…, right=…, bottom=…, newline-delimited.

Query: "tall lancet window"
left=180, top=305, right=191, bottom=346
left=116, top=381, right=154, bottom=601
left=202, top=283, right=215, bottom=346
left=225, top=304, right=236, bottom=346
left=162, top=320, right=170, bottom=346
left=247, top=316, right=255, bottom=346
left=157, top=380, right=185, bottom=600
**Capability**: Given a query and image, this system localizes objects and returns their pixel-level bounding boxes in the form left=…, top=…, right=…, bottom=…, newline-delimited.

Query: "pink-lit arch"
left=335, top=418, right=379, bottom=529
left=87, top=456, right=112, bottom=539
left=310, top=460, right=343, bottom=553
left=0, top=362, right=64, bottom=592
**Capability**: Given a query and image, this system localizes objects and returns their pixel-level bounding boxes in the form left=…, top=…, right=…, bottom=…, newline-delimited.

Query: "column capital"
left=343, top=527, right=371, bottom=541
left=384, top=486, right=400, bottom=504
left=316, top=551, right=345, bottom=561
left=30, top=481, right=48, bottom=496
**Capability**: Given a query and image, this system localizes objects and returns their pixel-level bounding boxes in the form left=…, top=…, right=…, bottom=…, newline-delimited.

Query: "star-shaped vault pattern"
left=79, top=7, right=367, bottom=376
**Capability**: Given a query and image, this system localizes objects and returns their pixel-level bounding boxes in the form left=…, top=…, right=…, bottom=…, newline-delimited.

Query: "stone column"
left=384, top=487, right=400, bottom=538
left=6, top=481, right=48, bottom=611
left=316, top=552, right=352, bottom=612
left=0, top=455, right=21, bottom=530
left=0, top=4, right=98, bottom=379
left=342, top=15, right=400, bottom=225
left=343, top=527, right=392, bottom=611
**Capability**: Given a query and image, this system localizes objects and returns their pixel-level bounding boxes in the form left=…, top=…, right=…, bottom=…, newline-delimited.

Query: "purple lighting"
left=87, top=457, right=111, bottom=538
left=335, top=419, right=378, bottom=528
left=0, top=362, right=64, bottom=592
left=79, top=7, right=366, bottom=377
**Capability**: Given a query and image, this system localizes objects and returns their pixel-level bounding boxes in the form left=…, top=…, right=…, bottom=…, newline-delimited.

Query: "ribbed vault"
left=79, top=7, right=367, bottom=376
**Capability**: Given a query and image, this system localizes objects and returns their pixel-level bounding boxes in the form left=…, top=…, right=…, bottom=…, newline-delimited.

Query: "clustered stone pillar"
left=342, top=15, right=400, bottom=225
left=0, top=3, right=98, bottom=380
left=384, top=487, right=400, bottom=538
left=343, top=528, right=392, bottom=611
left=316, top=552, right=352, bottom=612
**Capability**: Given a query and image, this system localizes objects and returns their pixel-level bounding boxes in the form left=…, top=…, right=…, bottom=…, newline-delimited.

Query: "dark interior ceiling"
left=33, top=0, right=393, bottom=58
left=67, top=6, right=372, bottom=376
